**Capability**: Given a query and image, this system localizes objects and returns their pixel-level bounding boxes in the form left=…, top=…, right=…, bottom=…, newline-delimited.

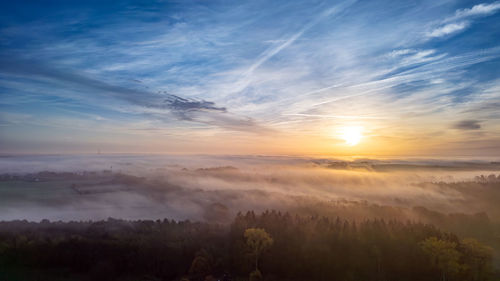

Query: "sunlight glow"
left=340, top=126, right=363, bottom=146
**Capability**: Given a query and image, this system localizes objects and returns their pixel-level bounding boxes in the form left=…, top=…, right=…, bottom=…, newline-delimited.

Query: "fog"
left=0, top=154, right=499, bottom=223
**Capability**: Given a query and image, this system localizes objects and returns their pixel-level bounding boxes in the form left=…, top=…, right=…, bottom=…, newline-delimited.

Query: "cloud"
left=453, top=2, right=500, bottom=20
left=427, top=22, right=469, bottom=38
left=387, top=49, right=416, bottom=58
left=428, top=2, right=500, bottom=39
left=1, top=1, right=499, bottom=155
left=454, top=119, right=481, bottom=130
left=464, top=101, right=500, bottom=119
left=0, top=57, right=166, bottom=108
left=163, top=95, right=226, bottom=119
left=243, top=1, right=355, bottom=75
left=0, top=56, right=262, bottom=131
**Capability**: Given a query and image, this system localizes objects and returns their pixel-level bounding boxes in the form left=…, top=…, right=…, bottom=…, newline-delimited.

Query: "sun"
left=340, top=126, right=363, bottom=146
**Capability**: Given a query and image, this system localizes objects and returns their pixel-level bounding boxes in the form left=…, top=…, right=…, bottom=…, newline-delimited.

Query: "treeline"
left=0, top=171, right=145, bottom=184
left=474, top=174, right=500, bottom=183
left=0, top=212, right=497, bottom=281
left=229, top=211, right=495, bottom=281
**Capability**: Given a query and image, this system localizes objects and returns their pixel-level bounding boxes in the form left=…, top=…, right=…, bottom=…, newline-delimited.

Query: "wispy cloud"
left=0, top=56, right=261, bottom=132
left=427, top=2, right=500, bottom=38
left=427, top=22, right=469, bottom=38
left=243, top=1, right=356, bottom=76
left=0, top=0, right=499, bottom=155
left=452, top=1, right=500, bottom=20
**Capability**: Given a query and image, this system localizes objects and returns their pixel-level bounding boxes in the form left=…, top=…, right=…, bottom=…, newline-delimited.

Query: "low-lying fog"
left=0, top=154, right=499, bottom=223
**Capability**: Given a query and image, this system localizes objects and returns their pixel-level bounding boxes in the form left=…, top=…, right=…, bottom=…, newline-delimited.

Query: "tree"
left=420, top=237, right=461, bottom=281
left=188, top=255, right=211, bottom=281
left=244, top=228, right=273, bottom=274
left=460, top=238, right=493, bottom=281
left=249, top=269, right=263, bottom=281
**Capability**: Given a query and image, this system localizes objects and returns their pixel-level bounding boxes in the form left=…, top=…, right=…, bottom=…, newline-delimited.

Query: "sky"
left=0, top=0, right=499, bottom=157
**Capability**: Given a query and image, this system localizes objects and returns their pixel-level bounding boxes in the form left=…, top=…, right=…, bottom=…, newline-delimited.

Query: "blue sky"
left=0, top=0, right=499, bottom=156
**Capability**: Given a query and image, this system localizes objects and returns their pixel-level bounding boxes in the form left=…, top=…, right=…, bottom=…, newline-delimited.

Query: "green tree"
left=188, top=255, right=211, bottom=281
left=244, top=228, right=273, bottom=274
left=420, top=237, right=461, bottom=281
left=460, top=238, right=493, bottom=281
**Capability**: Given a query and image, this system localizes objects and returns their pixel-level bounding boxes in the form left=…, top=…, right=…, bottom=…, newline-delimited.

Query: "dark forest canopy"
left=0, top=211, right=497, bottom=281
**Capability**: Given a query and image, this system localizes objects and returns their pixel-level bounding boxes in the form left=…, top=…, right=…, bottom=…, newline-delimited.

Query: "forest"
left=0, top=211, right=497, bottom=281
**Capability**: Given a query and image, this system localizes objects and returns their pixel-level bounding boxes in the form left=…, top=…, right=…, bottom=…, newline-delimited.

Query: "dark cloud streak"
left=454, top=119, right=481, bottom=130
left=0, top=57, right=260, bottom=131
left=163, top=95, right=226, bottom=120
